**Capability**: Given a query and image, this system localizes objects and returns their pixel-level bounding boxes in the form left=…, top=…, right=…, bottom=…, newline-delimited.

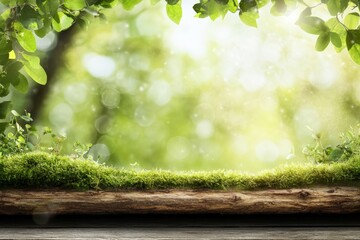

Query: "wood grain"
left=1, top=228, right=360, bottom=240
left=0, top=187, right=360, bottom=215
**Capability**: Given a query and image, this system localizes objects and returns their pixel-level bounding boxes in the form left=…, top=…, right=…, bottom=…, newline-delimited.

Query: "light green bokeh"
left=32, top=2, right=360, bottom=172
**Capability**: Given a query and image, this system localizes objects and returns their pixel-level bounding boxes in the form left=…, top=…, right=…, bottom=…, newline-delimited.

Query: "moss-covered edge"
left=0, top=152, right=360, bottom=191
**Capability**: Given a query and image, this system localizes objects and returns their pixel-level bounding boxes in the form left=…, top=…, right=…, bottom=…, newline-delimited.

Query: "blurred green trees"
left=7, top=2, right=358, bottom=172
left=2, top=1, right=360, bottom=171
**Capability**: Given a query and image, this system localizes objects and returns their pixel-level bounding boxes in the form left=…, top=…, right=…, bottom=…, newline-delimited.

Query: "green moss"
left=0, top=152, right=360, bottom=190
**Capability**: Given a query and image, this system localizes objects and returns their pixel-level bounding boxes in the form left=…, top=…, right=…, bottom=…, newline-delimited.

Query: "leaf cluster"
left=0, top=109, right=91, bottom=157
left=303, top=125, right=360, bottom=164
left=0, top=0, right=118, bottom=120
left=2, top=0, right=360, bottom=128
left=0, top=110, right=35, bottom=156
left=191, top=0, right=360, bottom=65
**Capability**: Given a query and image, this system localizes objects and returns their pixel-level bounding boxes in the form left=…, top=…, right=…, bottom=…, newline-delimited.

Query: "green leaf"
left=18, top=5, right=43, bottom=30
left=315, top=32, right=330, bottom=51
left=64, top=0, right=86, bottom=10
left=0, top=122, right=8, bottom=133
left=299, top=7, right=311, bottom=18
left=166, top=2, right=182, bottom=24
left=215, top=0, right=229, bottom=4
left=0, top=73, right=10, bottom=87
left=11, top=73, right=28, bottom=93
left=344, top=12, right=360, bottom=30
left=0, top=87, right=10, bottom=97
left=193, top=0, right=230, bottom=20
left=14, top=22, right=36, bottom=52
left=228, top=0, right=239, bottom=12
left=0, top=74, right=10, bottom=97
left=119, top=0, right=142, bottom=10
left=326, top=18, right=347, bottom=35
left=11, top=110, right=20, bottom=117
left=270, top=0, right=286, bottom=16
left=0, top=101, right=11, bottom=119
left=35, top=18, right=52, bottom=38
left=330, top=32, right=342, bottom=48
left=0, top=0, right=10, bottom=5
left=0, top=36, right=12, bottom=55
left=23, top=63, right=47, bottom=85
left=328, top=148, right=344, bottom=161
left=36, top=0, right=46, bottom=13
left=46, top=0, right=60, bottom=16
left=239, top=0, right=258, bottom=27
left=326, top=0, right=349, bottom=16
left=6, top=61, right=23, bottom=74
left=36, top=0, right=59, bottom=17
left=0, top=86, right=10, bottom=98
left=0, top=54, right=8, bottom=65
left=20, top=53, right=47, bottom=85
left=326, top=18, right=347, bottom=52
left=5, top=61, right=27, bottom=92
left=166, top=0, right=180, bottom=5
left=99, top=0, right=117, bottom=8
left=193, top=3, right=202, bottom=13
left=239, top=11, right=259, bottom=27
left=1, top=8, right=10, bottom=20
left=52, top=12, right=74, bottom=32
left=297, top=16, right=328, bottom=35
left=346, top=30, right=360, bottom=64
left=210, top=1, right=228, bottom=20
left=240, top=0, right=257, bottom=11
left=346, top=30, right=360, bottom=49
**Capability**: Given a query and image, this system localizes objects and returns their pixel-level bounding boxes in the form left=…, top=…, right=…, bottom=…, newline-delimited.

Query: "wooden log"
left=0, top=187, right=360, bottom=215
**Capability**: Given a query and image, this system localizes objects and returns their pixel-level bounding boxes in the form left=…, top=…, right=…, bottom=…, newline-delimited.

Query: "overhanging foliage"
left=0, top=0, right=360, bottom=124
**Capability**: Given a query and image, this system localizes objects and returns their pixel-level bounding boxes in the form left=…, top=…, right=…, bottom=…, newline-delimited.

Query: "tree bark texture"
left=26, top=24, right=78, bottom=121
left=0, top=187, right=359, bottom=215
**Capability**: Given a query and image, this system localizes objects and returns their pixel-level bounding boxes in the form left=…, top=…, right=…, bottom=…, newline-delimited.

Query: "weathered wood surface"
left=1, top=228, right=360, bottom=240
left=1, top=187, right=360, bottom=215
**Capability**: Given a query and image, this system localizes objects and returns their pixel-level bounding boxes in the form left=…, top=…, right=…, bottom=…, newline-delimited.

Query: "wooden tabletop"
left=1, top=227, right=360, bottom=239
left=0, top=214, right=360, bottom=239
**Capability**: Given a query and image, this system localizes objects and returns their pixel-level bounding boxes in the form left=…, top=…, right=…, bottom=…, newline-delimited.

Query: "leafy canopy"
left=0, top=0, right=360, bottom=121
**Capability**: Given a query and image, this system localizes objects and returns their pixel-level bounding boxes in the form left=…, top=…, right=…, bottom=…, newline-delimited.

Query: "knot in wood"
left=232, top=195, right=241, bottom=201
left=298, top=190, right=311, bottom=199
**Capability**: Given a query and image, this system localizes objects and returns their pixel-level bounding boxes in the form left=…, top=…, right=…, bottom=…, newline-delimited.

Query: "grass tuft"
left=0, top=152, right=360, bottom=191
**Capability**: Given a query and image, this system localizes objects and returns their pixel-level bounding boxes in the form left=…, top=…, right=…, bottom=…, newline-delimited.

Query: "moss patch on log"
left=0, top=152, right=360, bottom=190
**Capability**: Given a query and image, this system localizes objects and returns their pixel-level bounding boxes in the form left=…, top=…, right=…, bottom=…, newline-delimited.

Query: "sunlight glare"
left=196, top=120, right=214, bottom=139
left=167, top=137, right=191, bottom=161
left=82, top=53, right=116, bottom=78
left=147, top=80, right=172, bottom=106
left=240, top=71, right=267, bottom=92
left=255, top=140, right=280, bottom=162
left=49, top=103, right=73, bottom=129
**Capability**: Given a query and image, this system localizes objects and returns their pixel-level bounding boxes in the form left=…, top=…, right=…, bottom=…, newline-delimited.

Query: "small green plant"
left=73, top=141, right=92, bottom=160
left=40, top=126, right=66, bottom=154
left=303, top=125, right=360, bottom=164
left=0, top=110, right=92, bottom=158
left=0, top=110, right=36, bottom=156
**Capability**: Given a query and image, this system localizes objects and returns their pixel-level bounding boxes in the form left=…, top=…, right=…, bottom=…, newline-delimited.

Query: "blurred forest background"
left=10, top=1, right=360, bottom=172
